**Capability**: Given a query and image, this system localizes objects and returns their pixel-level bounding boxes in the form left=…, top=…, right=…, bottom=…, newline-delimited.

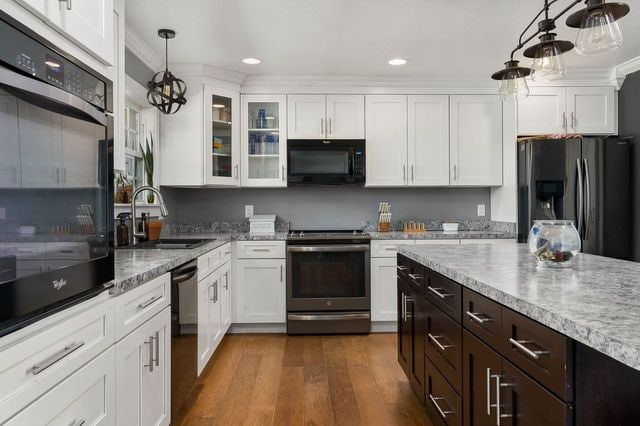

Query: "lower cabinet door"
left=371, top=257, right=398, bottom=321
left=220, top=263, right=232, bottom=332
left=234, top=259, right=286, bottom=323
left=116, top=307, right=171, bottom=426
left=425, top=355, right=462, bottom=426
left=397, top=279, right=412, bottom=377
left=5, top=346, right=115, bottom=426
left=500, top=360, right=572, bottom=426
left=197, top=275, right=213, bottom=375
left=463, top=330, right=502, bottom=426
left=410, top=295, right=426, bottom=403
left=209, top=270, right=223, bottom=351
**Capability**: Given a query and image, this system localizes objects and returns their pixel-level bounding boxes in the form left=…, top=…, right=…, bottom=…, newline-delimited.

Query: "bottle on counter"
left=116, top=212, right=131, bottom=246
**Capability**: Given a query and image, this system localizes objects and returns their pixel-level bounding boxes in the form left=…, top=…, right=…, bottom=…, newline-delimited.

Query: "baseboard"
left=228, top=322, right=397, bottom=334
left=371, top=321, right=397, bottom=332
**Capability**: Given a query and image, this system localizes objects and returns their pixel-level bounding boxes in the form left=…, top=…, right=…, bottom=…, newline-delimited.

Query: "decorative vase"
left=527, top=220, right=581, bottom=268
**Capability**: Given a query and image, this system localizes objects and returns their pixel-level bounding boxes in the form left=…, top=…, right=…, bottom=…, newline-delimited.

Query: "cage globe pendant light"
left=566, top=0, right=630, bottom=55
left=147, top=29, right=187, bottom=114
left=491, top=60, right=532, bottom=100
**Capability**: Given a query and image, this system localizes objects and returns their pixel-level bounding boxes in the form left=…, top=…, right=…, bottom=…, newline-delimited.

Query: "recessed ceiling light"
left=388, top=58, right=407, bottom=66
left=242, top=57, right=262, bottom=65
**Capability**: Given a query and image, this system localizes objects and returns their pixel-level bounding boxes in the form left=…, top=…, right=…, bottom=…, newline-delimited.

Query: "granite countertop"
left=398, top=243, right=640, bottom=371
left=368, top=230, right=516, bottom=240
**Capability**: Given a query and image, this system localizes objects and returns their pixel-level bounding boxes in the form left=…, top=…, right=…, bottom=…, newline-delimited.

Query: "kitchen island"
left=397, top=243, right=640, bottom=426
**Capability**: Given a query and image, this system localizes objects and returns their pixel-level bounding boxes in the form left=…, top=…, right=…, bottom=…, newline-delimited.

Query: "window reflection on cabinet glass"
left=124, top=104, right=143, bottom=189
left=212, top=95, right=232, bottom=178
left=247, top=102, right=280, bottom=179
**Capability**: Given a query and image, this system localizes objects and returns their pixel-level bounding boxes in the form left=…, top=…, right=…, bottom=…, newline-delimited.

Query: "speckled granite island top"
left=398, top=243, right=640, bottom=371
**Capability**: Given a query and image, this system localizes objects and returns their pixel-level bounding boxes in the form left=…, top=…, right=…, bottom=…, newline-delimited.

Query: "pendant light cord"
left=165, top=37, right=169, bottom=72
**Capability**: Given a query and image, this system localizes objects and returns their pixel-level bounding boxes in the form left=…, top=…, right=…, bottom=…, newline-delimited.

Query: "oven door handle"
left=0, top=67, right=107, bottom=126
left=288, top=313, right=370, bottom=321
left=287, top=244, right=370, bottom=253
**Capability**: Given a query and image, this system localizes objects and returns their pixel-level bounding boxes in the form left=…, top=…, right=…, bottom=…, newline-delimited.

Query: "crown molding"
left=170, top=63, right=247, bottom=86
left=614, top=55, right=640, bottom=88
left=125, top=25, right=163, bottom=72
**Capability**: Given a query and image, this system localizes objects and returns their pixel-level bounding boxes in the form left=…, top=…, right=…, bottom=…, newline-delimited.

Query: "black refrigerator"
left=517, top=136, right=632, bottom=259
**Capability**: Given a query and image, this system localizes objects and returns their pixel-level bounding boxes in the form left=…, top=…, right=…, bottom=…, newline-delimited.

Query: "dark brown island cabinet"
left=396, top=254, right=640, bottom=426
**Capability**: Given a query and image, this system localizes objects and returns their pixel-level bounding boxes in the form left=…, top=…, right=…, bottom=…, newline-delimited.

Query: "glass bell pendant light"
left=492, top=60, right=532, bottom=100
left=523, top=33, right=573, bottom=81
left=566, top=0, right=630, bottom=56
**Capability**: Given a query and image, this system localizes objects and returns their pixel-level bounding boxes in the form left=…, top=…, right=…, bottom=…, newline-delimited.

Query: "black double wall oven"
left=0, top=12, right=114, bottom=336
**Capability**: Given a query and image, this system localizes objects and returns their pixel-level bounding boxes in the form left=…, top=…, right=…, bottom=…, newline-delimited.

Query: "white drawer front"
left=198, top=244, right=232, bottom=281
left=219, top=243, right=232, bottom=265
left=5, top=346, right=115, bottom=426
left=115, top=272, right=170, bottom=341
left=0, top=298, right=115, bottom=421
left=371, top=240, right=416, bottom=258
left=235, top=241, right=285, bottom=259
left=46, top=242, right=90, bottom=260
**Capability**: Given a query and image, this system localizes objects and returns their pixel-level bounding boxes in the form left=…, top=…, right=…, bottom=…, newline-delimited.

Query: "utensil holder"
left=378, top=222, right=391, bottom=232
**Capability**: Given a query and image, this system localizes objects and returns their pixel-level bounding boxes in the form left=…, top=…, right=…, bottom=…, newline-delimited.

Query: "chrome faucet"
left=131, top=186, right=169, bottom=244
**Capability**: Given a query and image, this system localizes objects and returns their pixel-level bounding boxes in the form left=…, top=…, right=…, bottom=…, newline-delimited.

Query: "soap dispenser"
left=116, top=212, right=131, bottom=246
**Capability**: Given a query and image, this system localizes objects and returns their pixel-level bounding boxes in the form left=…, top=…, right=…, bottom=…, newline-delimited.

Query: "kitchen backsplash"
left=159, top=186, right=495, bottom=230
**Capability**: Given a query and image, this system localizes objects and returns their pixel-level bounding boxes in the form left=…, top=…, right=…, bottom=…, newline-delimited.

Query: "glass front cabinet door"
left=241, top=94, right=287, bottom=187
left=204, top=86, right=240, bottom=186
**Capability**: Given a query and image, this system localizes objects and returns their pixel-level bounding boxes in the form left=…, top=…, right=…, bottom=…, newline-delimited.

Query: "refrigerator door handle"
left=576, top=159, right=584, bottom=238
left=583, top=158, right=591, bottom=240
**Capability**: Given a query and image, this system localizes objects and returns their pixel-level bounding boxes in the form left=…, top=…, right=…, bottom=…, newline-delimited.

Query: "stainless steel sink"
left=130, top=238, right=215, bottom=249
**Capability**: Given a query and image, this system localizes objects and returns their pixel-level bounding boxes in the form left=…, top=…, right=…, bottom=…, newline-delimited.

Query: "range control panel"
left=0, top=17, right=107, bottom=110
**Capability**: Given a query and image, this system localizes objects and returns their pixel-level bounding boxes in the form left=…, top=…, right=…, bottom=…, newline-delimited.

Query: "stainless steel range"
left=286, top=230, right=371, bottom=334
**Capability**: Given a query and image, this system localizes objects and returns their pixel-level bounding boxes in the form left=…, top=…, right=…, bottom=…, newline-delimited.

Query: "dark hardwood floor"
left=173, top=333, right=432, bottom=426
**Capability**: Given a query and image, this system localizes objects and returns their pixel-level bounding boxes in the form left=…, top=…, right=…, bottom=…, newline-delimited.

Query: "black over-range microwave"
left=287, top=139, right=365, bottom=186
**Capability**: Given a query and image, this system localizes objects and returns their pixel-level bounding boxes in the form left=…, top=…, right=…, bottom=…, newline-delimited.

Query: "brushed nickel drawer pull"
left=385, top=247, right=397, bottom=251
left=466, top=311, right=493, bottom=324
left=138, top=294, right=163, bottom=310
left=144, top=335, right=155, bottom=372
left=429, top=394, right=454, bottom=418
left=71, top=420, right=85, bottom=426
left=252, top=248, right=271, bottom=252
left=408, top=273, right=422, bottom=280
left=428, top=286, right=453, bottom=299
left=508, top=338, right=549, bottom=360
left=154, top=331, right=160, bottom=367
left=428, top=333, right=454, bottom=351
left=32, top=341, right=85, bottom=375
left=396, top=265, right=407, bottom=271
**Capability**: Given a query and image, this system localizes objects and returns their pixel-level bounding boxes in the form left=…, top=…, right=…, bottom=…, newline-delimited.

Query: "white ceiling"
left=125, top=0, right=640, bottom=80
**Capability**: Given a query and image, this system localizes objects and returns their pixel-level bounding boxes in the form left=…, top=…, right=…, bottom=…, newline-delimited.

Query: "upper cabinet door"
left=450, top=95, right=503, bottom=186
left=241, top=94, right=287, bottom=187
left=365, top=95, right=408, bottom=187
left=566, top=87, right=616, bottom=134
left=204, top=85, right=240, bottom=186
left=517, top=87, right=567, bottom=135
left=287, top=95, right=326, bottom=139
left=326, top=95, right=365, bottom=139
left=408, top=95, right=450, bottom=186
left=0, top=95, right=21, bottom=188
left=46, top=0, right=114, bottom=65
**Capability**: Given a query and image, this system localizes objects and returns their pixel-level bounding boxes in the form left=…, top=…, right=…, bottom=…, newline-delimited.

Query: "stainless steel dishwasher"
left=170, top=260, right=198, bottom=420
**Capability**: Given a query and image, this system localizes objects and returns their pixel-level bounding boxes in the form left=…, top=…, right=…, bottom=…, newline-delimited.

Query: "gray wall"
left=618, top=70, right=640, bottom=261
left=125, top=48, right=155, bottom=88
left=161, top=186, right=491, bottom=229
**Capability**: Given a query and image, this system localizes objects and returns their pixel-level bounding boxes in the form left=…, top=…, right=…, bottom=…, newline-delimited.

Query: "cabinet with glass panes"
left=205, top=86, right=240, bottom=186
left=241, top=94, right=287, bottom=187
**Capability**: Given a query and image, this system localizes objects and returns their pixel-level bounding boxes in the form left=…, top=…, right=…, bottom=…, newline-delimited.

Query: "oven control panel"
left=0, top=16, right=107, bottom=110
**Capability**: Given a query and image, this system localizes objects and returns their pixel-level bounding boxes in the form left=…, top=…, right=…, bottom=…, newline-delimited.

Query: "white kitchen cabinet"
left=518, top=86, right=616, bottom=135
left=517, top=87, right=567, bottom=135
left=45, top=0, right=114, bottom=65
left=567, top=87, right=616, bottom=134
left=326, top=95, right=365, bottom=139
left=5, top=346, right=116, bottom=426
left=204, top=85, right=240, bottom=185
left=196, top=269, right=223, bottom=375
left=287, top=94, right=326, bottom=139
left=61, top=116, right=99, bottom=187
left=408, top=95, right=450, bottom=186
left=220, top=262, right=232, bottom=333
left=450, top=95, right=503, bottom=186
left=241, top=94, right=287, bottom=187
left=365, top=95, right=408, bottom=186
left=162, top=82, right=241, bottom=187
left=0, top=94, right=21, bottom=187
left=371, top=257, right=398, bottom=322
left=234, top=258, right=286, bottom=323
left=116, top=307, right=171, bottom=426
left=14, top=0, right=47, bottom=16
left=288, top=94, right=364, bottom=140
left=18, top=100, right=62, bottom=188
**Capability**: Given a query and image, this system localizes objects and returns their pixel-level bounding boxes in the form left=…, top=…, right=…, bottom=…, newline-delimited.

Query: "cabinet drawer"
left=115, top=272, right=170, bottom=340
left=462, top=288, right=502, bottom=349
left=502, top=309, right=573, bottom=401
left=425, top=270, right=461, bottom=323
left=5, top=346, right=115, bottom=426
left=0, top=297, right=115, bottom=421
left=371, top=240, right=414, bottom=257
left=236, top=241, right=285, bottom=259
left=398, top=256, right=425, bottom=295
left=425, top=355, right=462, bottom=426
left=197, top=243, right=232, bottom=280
left=425, top=300, right=462, bottom=393
left=501, top=359, right=573, bottom=425
left=46, top=242, right=90, bottom=260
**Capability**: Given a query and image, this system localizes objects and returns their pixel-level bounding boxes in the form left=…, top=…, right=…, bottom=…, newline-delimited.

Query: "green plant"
left=139, top=133, right=155, bottom=203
